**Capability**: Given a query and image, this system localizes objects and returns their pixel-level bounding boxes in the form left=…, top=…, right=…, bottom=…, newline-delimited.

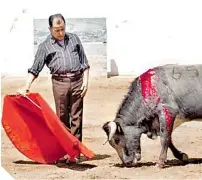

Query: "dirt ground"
left=1, top=76, right=202, bottom=180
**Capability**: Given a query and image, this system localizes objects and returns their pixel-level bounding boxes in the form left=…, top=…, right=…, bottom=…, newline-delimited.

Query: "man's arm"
left=83, top=68, right=89, bottom=87
left=75, top=34, right=90, bottom=97
left=20, top=43, right=46, bottom=95
left=80, top=67, right=89, bottom=97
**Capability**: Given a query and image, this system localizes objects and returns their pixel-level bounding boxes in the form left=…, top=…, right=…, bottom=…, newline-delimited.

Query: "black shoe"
left=55, top=157, right=68, bottom=164
left=65, top=157, right=79, bottom=164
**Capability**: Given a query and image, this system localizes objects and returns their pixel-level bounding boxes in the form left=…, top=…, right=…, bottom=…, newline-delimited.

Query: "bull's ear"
left=102, top=121, right=110, bottom=136
left=116, top=122, right=124, bottom=135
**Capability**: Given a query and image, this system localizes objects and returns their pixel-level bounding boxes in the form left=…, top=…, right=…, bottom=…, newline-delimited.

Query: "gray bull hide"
left=103, top=64, right=202, bottom=168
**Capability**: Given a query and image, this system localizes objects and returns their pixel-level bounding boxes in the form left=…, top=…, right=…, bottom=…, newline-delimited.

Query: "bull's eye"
left=125, top=148, right=129, bottom=156
left=114, top=137, right=120, bottom=144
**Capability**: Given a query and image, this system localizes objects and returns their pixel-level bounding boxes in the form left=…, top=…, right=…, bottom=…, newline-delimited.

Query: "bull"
left=103, top=64, right=202, bottom=168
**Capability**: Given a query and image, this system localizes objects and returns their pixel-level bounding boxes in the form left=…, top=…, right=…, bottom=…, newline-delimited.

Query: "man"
left=20, top=13, right=90, bottom=163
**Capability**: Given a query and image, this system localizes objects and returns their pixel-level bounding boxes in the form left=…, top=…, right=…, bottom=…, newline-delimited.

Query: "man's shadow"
left=13, top=154, right=111, bottom=172
left=113, top=158, right=202, bottom=169
left=55, top=154, right=111, bottom=171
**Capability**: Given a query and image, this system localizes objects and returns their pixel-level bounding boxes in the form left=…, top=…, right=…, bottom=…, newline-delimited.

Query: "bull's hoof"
left=180, top=153, right=189, bottom=162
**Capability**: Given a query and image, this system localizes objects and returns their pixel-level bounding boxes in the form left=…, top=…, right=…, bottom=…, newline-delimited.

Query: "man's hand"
left=80, top=83, right=88, bottom=97
left=16, top=73, right=36, bottom=96
left=16, top=86, right=30, bottom=96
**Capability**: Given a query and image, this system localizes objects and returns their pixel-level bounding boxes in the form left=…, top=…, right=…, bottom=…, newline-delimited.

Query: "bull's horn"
left=108, top=121, right=117, bottom=141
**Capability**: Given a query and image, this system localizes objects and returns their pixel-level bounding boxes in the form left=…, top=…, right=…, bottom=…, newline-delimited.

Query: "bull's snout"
left=124, top=158, right=139, bottom=167
left=124, top=161, right=133, bottom=167
left=124, top=154, right=141, bottom=167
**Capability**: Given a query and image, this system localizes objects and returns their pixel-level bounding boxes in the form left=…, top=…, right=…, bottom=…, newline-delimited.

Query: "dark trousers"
left=51, top=74, right=83, bottom=142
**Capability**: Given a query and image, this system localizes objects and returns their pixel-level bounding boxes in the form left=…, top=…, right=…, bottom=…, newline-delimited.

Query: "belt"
left=52, top=71, right=83, bottom=78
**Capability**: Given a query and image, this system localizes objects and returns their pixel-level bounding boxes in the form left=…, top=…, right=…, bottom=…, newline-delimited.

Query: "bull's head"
left=102, top=121, right=143, bottom=167
left=102, top=117, right=160, bottom=167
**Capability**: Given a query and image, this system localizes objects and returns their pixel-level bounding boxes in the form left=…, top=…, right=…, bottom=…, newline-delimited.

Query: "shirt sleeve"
left=28, top=43, right=46, bottom=77
left=75, top=34, right=90, bottom=70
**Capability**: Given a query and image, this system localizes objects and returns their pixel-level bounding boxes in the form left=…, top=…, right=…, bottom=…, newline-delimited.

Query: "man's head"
left=49, top=13, right=66, bottom=41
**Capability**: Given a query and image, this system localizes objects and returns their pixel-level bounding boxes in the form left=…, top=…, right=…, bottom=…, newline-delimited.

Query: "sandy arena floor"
left=1, top=76, right=202, bottom=179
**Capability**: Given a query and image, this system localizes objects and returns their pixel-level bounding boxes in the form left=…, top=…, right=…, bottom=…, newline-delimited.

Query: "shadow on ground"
left=56, top=154, right=111, bottom=171
left=113, top=158, right=202, bottom=169
left=13, top=154, right=111, bottom=171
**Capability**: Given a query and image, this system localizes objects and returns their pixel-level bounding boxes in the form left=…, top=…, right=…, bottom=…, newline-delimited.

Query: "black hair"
left=48, top=13, right=66, bottom=28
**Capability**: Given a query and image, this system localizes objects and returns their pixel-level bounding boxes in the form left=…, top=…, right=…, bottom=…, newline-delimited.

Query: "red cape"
left=1, top=93, right=95, bottom=164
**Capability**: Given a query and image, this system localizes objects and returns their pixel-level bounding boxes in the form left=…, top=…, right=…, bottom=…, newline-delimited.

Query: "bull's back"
left=156, top=64, right=202, bottom=118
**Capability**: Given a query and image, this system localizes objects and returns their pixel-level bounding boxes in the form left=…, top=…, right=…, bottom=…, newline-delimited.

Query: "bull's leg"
left=169, top=140, right=189, bottom=162
left=170, top=117, right=189, bottom=162
left=157, top=107, right=176, bottom=168
left=157, top=135, right=170, bottom=168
